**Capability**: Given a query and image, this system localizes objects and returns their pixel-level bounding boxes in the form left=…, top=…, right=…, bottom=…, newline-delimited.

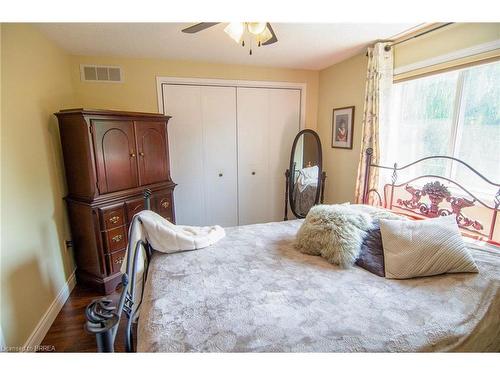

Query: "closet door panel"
left=201, top=86, right=238, bottom=227
left=268, top=89, right=301, bottom=221
left=237, top=87, right=270, bottom=225
left=163, top=85, right=206, bottom=225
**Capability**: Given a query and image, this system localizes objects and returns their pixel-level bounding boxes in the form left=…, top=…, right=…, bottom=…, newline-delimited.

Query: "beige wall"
left=394, top=23, right=500, bottom=68
left=70, top=55, right=319, bottom=129
left=1, top=24, right=76, bottom=348
left=317, top=53, right=367, bottom=204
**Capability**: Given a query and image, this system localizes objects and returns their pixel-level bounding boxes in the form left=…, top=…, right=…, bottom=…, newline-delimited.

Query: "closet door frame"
left=156, top=76, right=307, bottom=131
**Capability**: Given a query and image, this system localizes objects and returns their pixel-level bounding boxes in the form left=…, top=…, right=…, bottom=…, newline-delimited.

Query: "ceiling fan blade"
left=181, top=22, right=220, bottom=34
left=261, top=23, right=278, bottom=45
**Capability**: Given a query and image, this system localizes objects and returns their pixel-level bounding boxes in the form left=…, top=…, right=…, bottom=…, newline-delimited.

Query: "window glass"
left=381, top=70, right=458, bottom=181
left=380, top=61, right=499, bottom=197
left=453, top=62, right=500, bottom=189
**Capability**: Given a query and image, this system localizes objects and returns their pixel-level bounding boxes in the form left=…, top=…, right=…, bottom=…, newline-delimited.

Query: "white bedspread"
left=121, top=210, right=225, bottom=310
left=137, top=220, right=500, bottom=352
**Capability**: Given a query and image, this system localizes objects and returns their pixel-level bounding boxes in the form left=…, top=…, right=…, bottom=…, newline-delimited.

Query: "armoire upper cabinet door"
left=135, top=121, right=169, bottom=185
left=92, top=120, right=139, bottom=194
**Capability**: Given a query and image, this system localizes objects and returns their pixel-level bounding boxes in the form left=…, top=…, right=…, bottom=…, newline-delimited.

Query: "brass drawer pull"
left=139, top=152, right=145, bottom=157
left=109, top=216, right=120, bottom=224
left=161, top=201, right=170, bottom=209
left=166, top=216, right=172, bottom=221
left=114, top=257, right=124, bottom=265
left=111, top=234, right=123, bottom=243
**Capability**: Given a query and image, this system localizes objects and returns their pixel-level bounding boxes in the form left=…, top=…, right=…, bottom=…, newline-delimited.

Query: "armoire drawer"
left=102, top=226, right=128, bottom=254
left=126, top=197, right=145, bottom=222
left=99, top=204, right=126, bottom=230
left=156, top=191, right=174, bottom=222
left=106, top=249, right=126, bottom=275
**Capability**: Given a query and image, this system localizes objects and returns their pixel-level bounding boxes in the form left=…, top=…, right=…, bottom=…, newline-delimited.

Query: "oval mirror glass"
left=288, top=129, right=322, bottom=218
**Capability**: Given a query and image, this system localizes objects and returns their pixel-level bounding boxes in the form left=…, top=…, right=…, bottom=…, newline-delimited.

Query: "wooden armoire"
left=55, top=109, right=176, bottom=294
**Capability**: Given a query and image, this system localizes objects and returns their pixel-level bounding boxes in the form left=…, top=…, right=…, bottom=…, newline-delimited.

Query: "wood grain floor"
left=40, top=284, right=132, bottom=352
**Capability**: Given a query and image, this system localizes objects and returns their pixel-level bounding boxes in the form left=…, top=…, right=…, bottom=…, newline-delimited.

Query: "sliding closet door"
left=237, top=88, right=271, bottom=225
left=200, top=86, right=238, bottom=227
left=163, top=85, right=206, bottom=225
left=237, top=87, right=301, bottom=225
left=163, top=84, right=238, bottom=226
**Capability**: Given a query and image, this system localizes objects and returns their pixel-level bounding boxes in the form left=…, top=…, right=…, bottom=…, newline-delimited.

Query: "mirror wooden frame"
left=285, top=129, right=325, bottom=219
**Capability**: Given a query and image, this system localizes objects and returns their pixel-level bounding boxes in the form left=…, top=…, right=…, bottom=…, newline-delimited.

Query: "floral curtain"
left=354, top=42, right=393, bottom=204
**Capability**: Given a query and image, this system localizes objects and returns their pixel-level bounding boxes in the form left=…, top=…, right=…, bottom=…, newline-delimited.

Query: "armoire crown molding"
left=156, top=76, right=307, bottom=130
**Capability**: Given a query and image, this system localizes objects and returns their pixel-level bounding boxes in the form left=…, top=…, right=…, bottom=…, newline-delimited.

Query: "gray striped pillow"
left=380, top=215, right=478, bottom=279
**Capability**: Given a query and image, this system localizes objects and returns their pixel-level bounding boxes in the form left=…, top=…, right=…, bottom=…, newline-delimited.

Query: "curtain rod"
left=366, top=23, right=454, bottom=56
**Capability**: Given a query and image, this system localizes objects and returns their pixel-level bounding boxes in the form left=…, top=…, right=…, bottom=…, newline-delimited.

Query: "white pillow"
left=380, top=215, right=478, bottom=279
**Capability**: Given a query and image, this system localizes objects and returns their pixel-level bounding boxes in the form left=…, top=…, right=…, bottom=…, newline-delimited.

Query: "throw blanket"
left=121, top=210, right=225, bottom=310
left=127, top=210, right=225, bottom=253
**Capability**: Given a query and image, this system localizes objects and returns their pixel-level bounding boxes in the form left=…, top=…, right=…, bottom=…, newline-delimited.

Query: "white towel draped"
left=296, top=165, right=318, bottom=192
left=128, top=210, right=225, bottom=254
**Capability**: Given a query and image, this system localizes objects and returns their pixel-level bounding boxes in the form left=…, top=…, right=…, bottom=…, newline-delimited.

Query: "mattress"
left=137, top=220, right=500, bottom=352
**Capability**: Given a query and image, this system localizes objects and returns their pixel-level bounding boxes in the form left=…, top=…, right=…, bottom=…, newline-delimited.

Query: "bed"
left=85, top=150, right=500, bottom=352
left=138, top=219, right=500, bottom=352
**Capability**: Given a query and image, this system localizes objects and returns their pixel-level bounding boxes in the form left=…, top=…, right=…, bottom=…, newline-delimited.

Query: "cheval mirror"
left=285, top=129, right=326, bottom=219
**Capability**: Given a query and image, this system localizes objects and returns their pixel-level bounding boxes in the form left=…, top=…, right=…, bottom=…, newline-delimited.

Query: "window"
left=380, top=60, right=500, bottom=196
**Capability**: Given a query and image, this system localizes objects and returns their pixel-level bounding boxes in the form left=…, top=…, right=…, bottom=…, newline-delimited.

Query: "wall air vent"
left=80, top=65, right=123, bottom=83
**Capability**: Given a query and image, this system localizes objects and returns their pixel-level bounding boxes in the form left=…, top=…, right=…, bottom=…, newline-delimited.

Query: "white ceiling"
left=37, top=23, right=420, bottom=70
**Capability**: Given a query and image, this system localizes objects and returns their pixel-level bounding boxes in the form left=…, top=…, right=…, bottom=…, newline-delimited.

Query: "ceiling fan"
left=181, top=22, right=278, bottom=55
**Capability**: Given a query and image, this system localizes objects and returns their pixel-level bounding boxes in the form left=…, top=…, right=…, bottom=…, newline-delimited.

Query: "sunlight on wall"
left=317, top=53, right=367, bottom=204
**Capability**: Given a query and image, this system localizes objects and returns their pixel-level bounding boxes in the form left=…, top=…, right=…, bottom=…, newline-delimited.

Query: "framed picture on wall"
left=331, top=106, right=355, bottom=149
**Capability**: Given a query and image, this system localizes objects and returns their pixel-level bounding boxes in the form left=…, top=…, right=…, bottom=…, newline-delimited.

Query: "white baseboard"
left=22, top=271, right=77, bottom=352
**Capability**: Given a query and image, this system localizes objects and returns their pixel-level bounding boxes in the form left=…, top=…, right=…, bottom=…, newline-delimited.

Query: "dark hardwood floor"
left=40, top=284, right=131, bottom=352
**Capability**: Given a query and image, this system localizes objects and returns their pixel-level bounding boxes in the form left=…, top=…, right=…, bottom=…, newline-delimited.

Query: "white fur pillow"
left=380, top=215, right=479, bottom=279
left=295, top=204, right=402, bottom=268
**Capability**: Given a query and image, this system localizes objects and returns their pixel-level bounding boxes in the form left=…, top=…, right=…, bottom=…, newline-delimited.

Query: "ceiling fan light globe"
left=224, top=22, right=245, bottom=44
left=256, top=27, right=273, bottom=43
left=247, top=22, right=267, bottom=35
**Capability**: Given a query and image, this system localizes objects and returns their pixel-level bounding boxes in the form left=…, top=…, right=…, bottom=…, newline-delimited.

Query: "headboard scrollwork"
left=362, top=148, right=500, bottom=243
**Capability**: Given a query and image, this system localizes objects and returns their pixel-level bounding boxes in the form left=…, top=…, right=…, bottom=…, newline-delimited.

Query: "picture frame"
left=331, top=106, right=355, bottom=149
